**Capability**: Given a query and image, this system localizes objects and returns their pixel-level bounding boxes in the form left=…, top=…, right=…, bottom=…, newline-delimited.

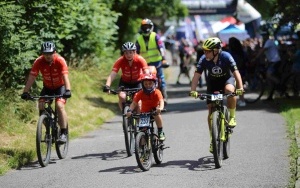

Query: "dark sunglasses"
left=43, top=52, right=54, bottom=55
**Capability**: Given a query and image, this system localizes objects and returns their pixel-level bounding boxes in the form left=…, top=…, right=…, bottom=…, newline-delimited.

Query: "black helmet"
left=259, top=23, right=274, bottom=37
left=141, top=18, right=154, bottom=35
left=41, top=41, right=56, bottom=53
left=122, top=42, right=136, bottom=52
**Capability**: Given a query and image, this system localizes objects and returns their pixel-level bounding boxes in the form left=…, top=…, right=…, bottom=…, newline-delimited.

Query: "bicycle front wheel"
left=36, top=114, right=52, bottom=167
left=211, top=111, right=223, bottom=168
left=244, top=74, right=265, bottom=103
left=123, top=106, right=134, bottom=157
left=55, top=124, right=69, bottom=159
left=222, top=107, right=230, bottom=159
left=135, top=132, right=152, bottom=171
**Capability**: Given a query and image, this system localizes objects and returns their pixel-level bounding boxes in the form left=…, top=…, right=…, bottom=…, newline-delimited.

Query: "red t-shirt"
left=112, top=54, right=148, bottom=83
left=30, top=53, right=69, bottom=89
left=133, top=89, right=163, bottom=112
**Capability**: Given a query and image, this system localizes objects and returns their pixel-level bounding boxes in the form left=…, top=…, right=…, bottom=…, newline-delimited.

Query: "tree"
left=248, top=0, right=299, bottom=28
left=273, top=0, right=300, bottom=26
left=110, top=0, right=188, bottom=48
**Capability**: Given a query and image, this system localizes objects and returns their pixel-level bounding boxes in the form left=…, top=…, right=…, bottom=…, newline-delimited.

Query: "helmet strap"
left=212, top=49, right=220, bottom=62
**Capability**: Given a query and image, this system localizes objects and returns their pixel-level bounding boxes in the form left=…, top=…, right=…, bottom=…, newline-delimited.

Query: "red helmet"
left=141, top=73, right=156, bottom=81
left=141, top=74, right=157, bottom=94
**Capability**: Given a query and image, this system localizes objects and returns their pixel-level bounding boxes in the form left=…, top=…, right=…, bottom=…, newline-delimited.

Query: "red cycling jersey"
left=133, top=89, right=163, bottom=112
left=112, top=54, right=148, bottom=83
left=30, top=53, right=69, bottom=90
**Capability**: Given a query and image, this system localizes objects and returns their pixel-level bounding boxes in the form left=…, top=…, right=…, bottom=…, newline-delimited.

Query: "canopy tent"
left=218, top=24, right=250, bottom=44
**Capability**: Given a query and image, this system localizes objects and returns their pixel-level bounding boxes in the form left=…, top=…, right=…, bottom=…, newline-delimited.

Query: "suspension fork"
left=210, top=107, right=226, bottom=142
left=220, top=111, right=226, bottom=142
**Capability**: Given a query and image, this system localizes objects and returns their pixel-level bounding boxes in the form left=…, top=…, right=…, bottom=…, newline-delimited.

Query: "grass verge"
left=277, top=98, right=300, bottom=188
left=0, top=64, right=119, bottom=175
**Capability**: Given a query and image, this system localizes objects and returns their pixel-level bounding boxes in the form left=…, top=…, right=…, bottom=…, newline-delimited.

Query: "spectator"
left=228, top=37, right=248, bottom=106
left=254, top=30, right=281, bottom=101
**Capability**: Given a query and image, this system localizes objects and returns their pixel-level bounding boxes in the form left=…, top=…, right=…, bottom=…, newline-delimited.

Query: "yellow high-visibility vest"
left=137, top=32, right=162, bottom=63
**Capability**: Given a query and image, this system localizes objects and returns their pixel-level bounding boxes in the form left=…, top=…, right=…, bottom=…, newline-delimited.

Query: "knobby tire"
left=135, top=132, right=152, bottom=171
left=222, top=106, right=230, bottom=159
left=55, top=124, right=69, bottom=159
left=36, top=114, right=52, bottom=167
left=211, top=111, right=223, bottom=168
left=123, top=106, right=134, bottom=157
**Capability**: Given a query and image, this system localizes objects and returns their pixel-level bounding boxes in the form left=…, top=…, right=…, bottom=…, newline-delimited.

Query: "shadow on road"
left=97, top=156, right=220, bottom=174
left=19, top=159, right=59, bottom=170
left=71, top=149, right=128, bottom=161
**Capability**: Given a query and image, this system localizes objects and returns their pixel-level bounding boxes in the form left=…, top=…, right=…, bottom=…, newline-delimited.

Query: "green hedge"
left=0, top=0, right=119, bottom=91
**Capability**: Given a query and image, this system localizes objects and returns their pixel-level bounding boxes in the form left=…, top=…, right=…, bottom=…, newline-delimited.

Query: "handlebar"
left=128, top=109, right=167, bottom=118
left=29, top=95, right=63, bottom=101
left=190, top=92, right=237, bottom=101
left=109, top=87, right=141, bottom=95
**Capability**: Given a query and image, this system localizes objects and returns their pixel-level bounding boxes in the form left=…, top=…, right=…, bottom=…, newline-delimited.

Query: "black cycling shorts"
left=118, top=79, right=142, bottom=89
left=206, top=77, right=235, bottom=104
left=40, top=86, right=66, bottom=103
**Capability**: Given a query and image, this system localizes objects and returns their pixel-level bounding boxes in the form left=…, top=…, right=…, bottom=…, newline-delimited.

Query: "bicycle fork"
left=220, top=112, right=226, bottom=142
left=211, top=112, right=226, bottom=142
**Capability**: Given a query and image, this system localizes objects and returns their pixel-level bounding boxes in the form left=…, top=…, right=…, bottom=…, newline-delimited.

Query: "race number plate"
left=211, top=94, right=223, bottom=101
left=138, top=114, right=150, bottom=128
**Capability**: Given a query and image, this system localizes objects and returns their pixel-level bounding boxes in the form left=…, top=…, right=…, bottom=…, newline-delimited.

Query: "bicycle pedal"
left=162, top=146, right=170, bottom=150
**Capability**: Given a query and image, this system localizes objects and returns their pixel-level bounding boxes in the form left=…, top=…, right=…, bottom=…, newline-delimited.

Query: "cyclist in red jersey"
left=103, top=42, right=149, bottom=111
left=126, top=74, right=166, bottom=140
left=21, top=41, right=71, bottom=143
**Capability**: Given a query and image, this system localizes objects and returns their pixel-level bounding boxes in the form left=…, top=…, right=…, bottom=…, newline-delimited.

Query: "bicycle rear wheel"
left=211, top=111, right=223, bottom=168
left=55, top=124, right=69, bottom=159
left=152, top=134, right=163, bottom=164
left=222, top=107, right=230, bottom=159
left=36, top=114, right=52, bottom=167
left=135, top=132, right=152, bottom=171
left=123, top=106, right=134, bottom=157
left=244, top=74, right=265, bottom=103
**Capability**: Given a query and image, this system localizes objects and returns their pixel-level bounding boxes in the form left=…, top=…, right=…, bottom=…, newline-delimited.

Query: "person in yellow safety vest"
left=136, top=18, right=169, bottom=104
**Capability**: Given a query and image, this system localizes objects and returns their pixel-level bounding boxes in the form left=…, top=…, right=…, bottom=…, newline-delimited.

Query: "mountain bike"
left=196, top=92, right=235, bottom=168
left=110, top=87, right=141, bottom=157
left=30, top=95, right=69, bottom=167
left=132, top=109, right=168, bottom=171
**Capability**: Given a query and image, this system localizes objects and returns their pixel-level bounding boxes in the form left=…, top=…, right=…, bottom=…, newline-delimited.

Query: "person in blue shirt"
left=189, top=37, right=244, bottom=152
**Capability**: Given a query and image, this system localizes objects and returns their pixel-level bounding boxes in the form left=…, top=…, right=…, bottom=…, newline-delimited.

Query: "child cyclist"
left=126, top=73, right=166, bottom=141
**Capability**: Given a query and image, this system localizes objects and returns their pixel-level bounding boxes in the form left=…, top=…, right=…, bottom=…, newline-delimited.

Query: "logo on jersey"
left=212, top=66, right=222, bottom=75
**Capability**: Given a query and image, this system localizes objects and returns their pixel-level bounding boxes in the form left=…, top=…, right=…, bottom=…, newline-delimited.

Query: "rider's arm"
left=190, top=72, right=201, bottom=91
left=135, top=41, right=141, bottom=54
left=129, top=101, right=138, bottom=112
left=23, top=74, right=36, bottom=93
left=158, top=98, right=164, bottom=111
left=62, top=74, right=71, bottom=90
left=232, top=70, right=243, bottom=90
left=59, top=57, right=71, bottom=90
left=126, top=101, right=137, bottom=117
left=105, top=71, right=117, bottom=87
left=155, top=34, right=166, bottom=59
left=191, top=57, right=205, bottom=91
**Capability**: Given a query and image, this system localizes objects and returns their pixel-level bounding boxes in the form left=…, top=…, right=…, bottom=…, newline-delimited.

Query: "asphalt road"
left=0, top=65, right=290, bottom=188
